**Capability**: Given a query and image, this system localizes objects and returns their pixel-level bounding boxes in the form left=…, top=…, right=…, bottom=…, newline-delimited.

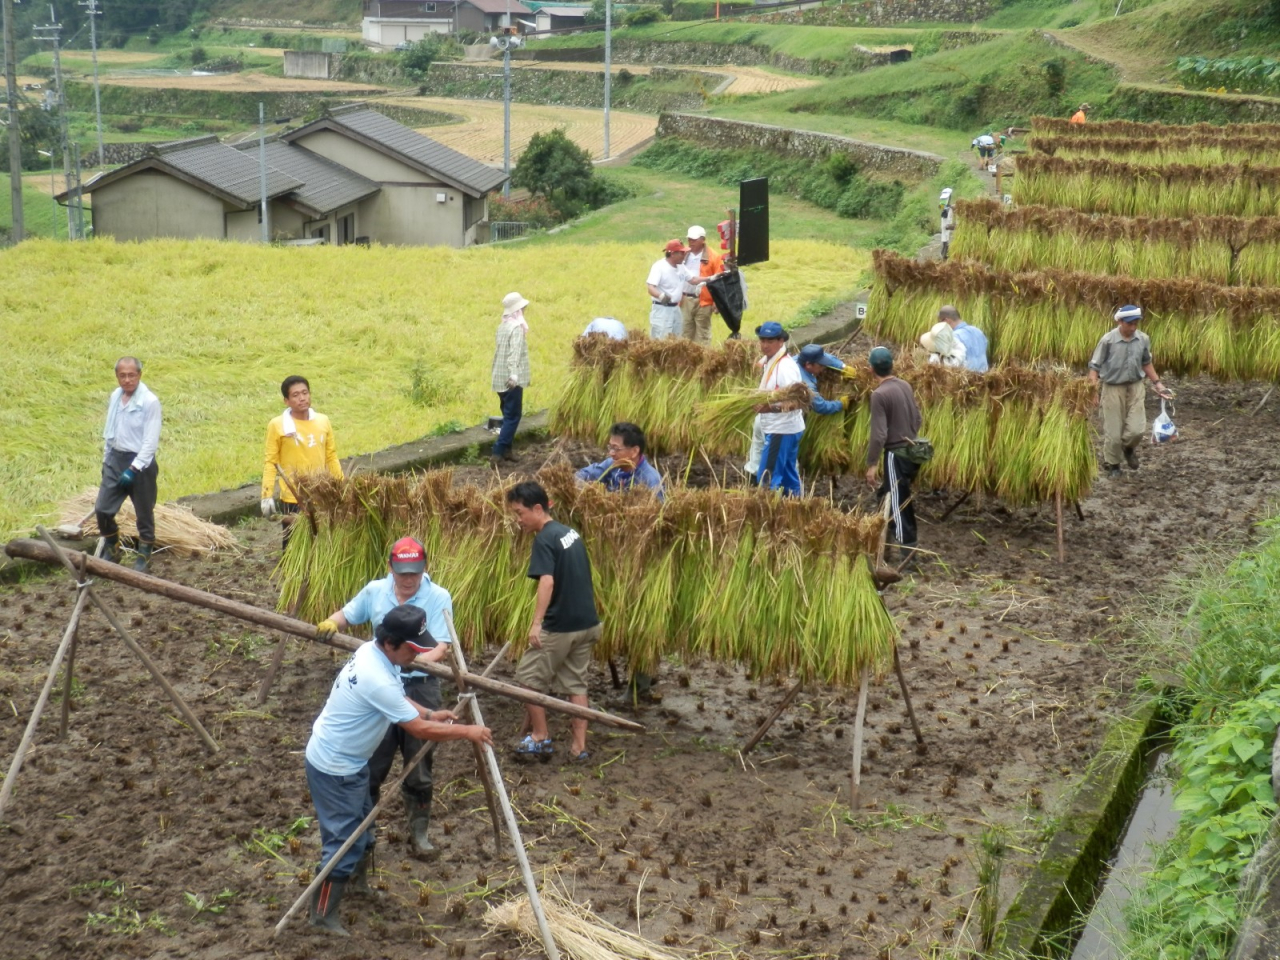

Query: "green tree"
left=19, top=107, right=61, bottom=172
left=584, top=0, right=607, bottom=25
left=511, top=128, right=595, bottom=216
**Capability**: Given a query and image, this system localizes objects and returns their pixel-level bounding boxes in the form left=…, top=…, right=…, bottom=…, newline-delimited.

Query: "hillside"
left=202, top=0, right=362, bottom=26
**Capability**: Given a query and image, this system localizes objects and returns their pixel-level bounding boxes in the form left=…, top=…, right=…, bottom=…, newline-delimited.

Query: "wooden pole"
left=4, top=539, right=645, bottom=734
left=274, top=736, right=436, bottom=937
left=0, top=572, right=94, bottom=818
left=1252, top=384, right=1275, bottom=416
left=60, top=544, right=101, bottom=739
left=34, top=527, right=220, bottom=755
left=849, top=664, right=870, bottom=810
left=256, top=578, right=308, bottom=707
left=938, top=490, right=971, bottom=523
left=1055, top=492, right=1065, bottom=564
left=892, top=646, right=925, bottom=747
left=442, top=611, right=503, bottom=855
left=443, top=614, right=559, bottom=960
left=742, top=680, right=803, bottom=754
left=481, top=641, right=510, bottom=679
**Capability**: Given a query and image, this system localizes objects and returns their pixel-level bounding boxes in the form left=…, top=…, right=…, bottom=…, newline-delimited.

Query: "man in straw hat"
left=315, top=537, right=455, bottom=862
left=97, top=356, right=162, bottom=572
left=491, top=291, right=531, bottom=463
left=752, top=321, right=806, bottom=496
left=1087, top=305, right=1174, bottom=479
left=865, top=346, right=924, bottom=570
left=261, top=375, right=343, bottom=547
left=305, top=603, right=491, bottom=936
left=646, top=239, right=690, bottom=340
left=1070, top=103, right=1090, bottom=124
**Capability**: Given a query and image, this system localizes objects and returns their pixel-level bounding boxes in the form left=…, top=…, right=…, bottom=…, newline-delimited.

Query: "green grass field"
left=0, top=237, right=866, bottom=538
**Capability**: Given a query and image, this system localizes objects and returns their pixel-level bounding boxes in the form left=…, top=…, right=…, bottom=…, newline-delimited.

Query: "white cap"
left=686, top=225, right=706, bottom=240
left=939, top=188, right=953, bottom=201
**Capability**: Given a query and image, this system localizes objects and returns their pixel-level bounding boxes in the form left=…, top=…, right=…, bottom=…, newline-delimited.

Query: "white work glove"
left=260, top=497, right=277, bottom=517
left=505, top=375, right=519, bottom=390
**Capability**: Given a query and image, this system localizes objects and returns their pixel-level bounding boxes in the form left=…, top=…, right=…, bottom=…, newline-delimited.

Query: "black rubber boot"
left=133, top=541, right=154, bottom=573
left=102, top=534, right=121, bottom=564
left=348, top=843, right=378, bottom=898
left=308, top=877, right=349, bottom=936
left=406, top=796, right=437, bottom=859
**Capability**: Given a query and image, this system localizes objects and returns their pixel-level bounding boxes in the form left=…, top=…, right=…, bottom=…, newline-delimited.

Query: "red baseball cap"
left=664, top=239, right=688, bottom=254
left=389, top=536, right=426, bottom=574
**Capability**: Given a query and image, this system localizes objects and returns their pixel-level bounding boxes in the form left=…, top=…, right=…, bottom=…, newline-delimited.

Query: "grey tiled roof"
left=162, top=140, right=303, bottom=205
left=324, top=107, right=507, bottom=196
left=234, top=139, right=380, bottom=215
left=463, top=0, right=533, bottom=13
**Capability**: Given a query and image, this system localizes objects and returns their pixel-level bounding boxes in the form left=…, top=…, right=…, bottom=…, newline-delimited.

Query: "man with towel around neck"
left=262, top=375, right=343, bottom=546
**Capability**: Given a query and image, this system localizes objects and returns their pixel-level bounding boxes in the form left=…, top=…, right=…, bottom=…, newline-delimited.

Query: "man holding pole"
left=97, top=356, right=162, bottom=572
left=305, top=604, right=491, bottom=936
left=315, top=537, right=453, bottom=860
left=506, top=481, right=602, bottom=763
left=261, top=375, right=343, bottom=546
left=865, top=346, right=924, bottom=570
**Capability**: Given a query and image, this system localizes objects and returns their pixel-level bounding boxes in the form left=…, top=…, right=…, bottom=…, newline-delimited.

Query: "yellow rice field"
left=0, top=238, right=866, bottom=537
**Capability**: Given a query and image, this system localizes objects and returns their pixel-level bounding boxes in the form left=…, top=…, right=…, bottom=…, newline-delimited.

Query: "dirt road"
left=497, top=58, right=819, bottom=94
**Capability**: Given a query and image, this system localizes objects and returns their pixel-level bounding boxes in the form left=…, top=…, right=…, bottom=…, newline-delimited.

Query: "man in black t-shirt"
left=506, top=481, right=602, bottom=763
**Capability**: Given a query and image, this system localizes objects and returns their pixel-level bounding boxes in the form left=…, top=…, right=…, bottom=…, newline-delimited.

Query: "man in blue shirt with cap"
left=305, top=604, right=491, bottom=936
left=797, top=343, right=849, bottom=416
left=315, top=536, right=453, bottom=861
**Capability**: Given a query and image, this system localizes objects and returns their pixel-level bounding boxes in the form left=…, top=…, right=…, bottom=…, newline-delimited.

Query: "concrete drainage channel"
left=1000, top=696, right=1179, bottom=959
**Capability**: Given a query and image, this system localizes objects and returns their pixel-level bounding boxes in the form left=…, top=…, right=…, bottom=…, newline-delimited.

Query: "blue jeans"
left=760, top=431, right=803, bottom=496
left=306, top=759, right=374, bottom=879
left=493, top=386, right=523, bottom=456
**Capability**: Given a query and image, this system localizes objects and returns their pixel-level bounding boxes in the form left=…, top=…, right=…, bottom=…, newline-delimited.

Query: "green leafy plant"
left=86, top=905, right=173, bottom=935
left=184, top=889, right=236, bottom=919
left=1176, top=55, right=1280, bottom=96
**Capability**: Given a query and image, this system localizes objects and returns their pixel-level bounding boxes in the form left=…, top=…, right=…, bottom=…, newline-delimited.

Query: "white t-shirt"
left=977, top=135, right=995, bottom=147
left=646, top=258, right=687, bottom=305
left=757, top=349, right=805, bottom=435
left=305, top=641, right=419, bottom=776
left=682, top=250, right=702, bottom=294
left=940, top=206, right=954, bottom=242
left=583, top=317, right=628, bottom=340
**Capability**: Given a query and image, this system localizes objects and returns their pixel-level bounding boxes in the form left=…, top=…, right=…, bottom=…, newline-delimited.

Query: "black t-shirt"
left=528, top=520, right=599, bottom=632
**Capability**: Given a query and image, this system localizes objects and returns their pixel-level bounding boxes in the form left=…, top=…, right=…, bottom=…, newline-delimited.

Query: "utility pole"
left=3, top=0, right=23, bottom=241
left=34, top=5, right=83, bottom=239
left=78, top=0, right=104, bottom=168
left=489, top=31, right=520, bottom=198
left=258, top=102, right=269, bottom=243
left=603, top=0, right=611, bottom=160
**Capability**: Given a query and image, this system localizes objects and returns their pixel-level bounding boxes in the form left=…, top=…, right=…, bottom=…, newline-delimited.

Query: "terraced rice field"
left=384, top=95, right=658, bottom=162
left=97, top=71, right=387, bottom=92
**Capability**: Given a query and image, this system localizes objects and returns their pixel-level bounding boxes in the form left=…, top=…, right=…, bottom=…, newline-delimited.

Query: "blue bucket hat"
left=755, top=321, right=787, bottom=340
left=798, top=343, right=843, bottom=369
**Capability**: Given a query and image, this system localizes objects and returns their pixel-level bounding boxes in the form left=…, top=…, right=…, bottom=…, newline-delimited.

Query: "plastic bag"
left=1151, top=399, right=1177, bottom=443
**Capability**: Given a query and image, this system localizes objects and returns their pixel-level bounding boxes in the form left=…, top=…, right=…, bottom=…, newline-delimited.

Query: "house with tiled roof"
left=65, top=105, right=506, bottom=247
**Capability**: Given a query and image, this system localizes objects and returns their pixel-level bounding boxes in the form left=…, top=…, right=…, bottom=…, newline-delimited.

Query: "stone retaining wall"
left=656, top=113, right=944, bottom=180
left=419, top=61, right=711, bottom=112
left=753, top=0, right=995, bottom=25
left=520, top=39, right=885, bottom=76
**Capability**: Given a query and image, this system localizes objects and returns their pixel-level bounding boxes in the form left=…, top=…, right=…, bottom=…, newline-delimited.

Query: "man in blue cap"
left=865, top=346, right=923, bottom=569
left=1087, top=305, right=1173, bottom=478
left=797, top=343, right=849, bottom=417
left=752, top=322, right=805, bottom=495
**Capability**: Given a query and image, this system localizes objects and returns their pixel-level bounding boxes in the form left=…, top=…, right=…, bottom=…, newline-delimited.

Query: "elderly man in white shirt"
left=646, top=239, right=690, bottom=340
left=96, top=356, right=162, bottom=571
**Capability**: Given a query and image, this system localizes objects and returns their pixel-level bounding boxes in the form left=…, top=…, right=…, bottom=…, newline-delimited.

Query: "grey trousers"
left=367, top=676, right=442, bottom=811
left=95, top=449, right=158, bottom=543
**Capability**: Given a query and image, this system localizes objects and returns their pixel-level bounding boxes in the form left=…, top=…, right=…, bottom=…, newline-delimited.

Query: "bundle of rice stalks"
left=693, top=382, right=813, bottom=457
left=1014, top=155, right=1280, bottom=217
left=549, top=335, right=757, bottom=453
left=951, top=200, right=1280, bottom=285
left=60, top=490, right=238, bottom=555
left=1028, top=133, right=1280, bottom=166
left=280, top=468, right=896, bottom=687
left=486, top=885, right=684, bottom=960
left=869, top=250, right=1280, bottom=378
left=1029, top=116, right=1280, bottom=139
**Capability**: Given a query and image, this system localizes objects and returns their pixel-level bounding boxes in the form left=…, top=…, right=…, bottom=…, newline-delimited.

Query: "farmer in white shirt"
left=97, top=356, right=162, bottom=571
left=646, top=239, right=690, bottom=340
left=751, top=321, right=806, bottom=496
left=304, top=604, right=491, bottom=936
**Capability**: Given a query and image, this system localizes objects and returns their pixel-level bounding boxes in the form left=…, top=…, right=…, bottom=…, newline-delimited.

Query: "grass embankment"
left=0, top=237, right=865, bottom=538
left=708, top=31, right=1116, bottom=131
left=203, top=0, right=362, bottom=24
left=1122, top=521, right=1280, bottom=959
left=0, top=175, right=73, bottom=239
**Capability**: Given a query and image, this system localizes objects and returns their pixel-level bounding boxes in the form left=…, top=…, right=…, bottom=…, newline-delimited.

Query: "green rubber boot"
left=133, top=541, right=154, bottom=573
left=308, top=877, right=349, bottom=936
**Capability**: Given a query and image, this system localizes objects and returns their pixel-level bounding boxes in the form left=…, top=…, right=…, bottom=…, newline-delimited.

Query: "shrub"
left=261, top=31, right=276, bottom=47
left=114, top=117, right=143, bottom=133
left=511, top=128, right=631, bottom=220
left=488, top=195, right=560, bottom=230
left=190, top=45, right=208, bottom=66
left=624, top=7, right=666, bottom=25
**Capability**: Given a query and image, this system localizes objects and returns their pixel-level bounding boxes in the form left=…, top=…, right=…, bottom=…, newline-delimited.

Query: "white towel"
left=282, top=407, right=320, bottom=443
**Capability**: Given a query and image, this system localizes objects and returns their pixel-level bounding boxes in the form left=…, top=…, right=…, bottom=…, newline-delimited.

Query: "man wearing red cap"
left=315, top=537, right=453, bottom=863
left=646, top=239, right=690, bottom=340
left=305, top=603, right=492, bottom=936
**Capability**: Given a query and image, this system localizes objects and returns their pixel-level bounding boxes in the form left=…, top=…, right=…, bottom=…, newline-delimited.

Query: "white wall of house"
left=225, top=203, right=306, bottom=242
left=91, top=170, right=226, bottom=240
left=363, top=16, right=452, bottom=43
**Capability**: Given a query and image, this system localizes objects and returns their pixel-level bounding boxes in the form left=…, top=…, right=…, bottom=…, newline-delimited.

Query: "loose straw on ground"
left=59, top=490, right=238, bottom=555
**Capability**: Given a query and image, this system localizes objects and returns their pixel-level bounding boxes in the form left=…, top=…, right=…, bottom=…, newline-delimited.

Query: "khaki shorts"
left=514, top=624, right=602, bottom=697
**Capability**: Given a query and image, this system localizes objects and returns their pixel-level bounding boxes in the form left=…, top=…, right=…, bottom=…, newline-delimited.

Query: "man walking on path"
left=752, top=322, right=806, bottom=496
left=97, top=356, right=162, bottom=572
left=315, top=537, right=454, bottom=861
left=647, top=240, right=689, bottom=340
left=937, top=305, right=989, bottom=373
left=1087, top=305, right=1173, bottom=478
left=262, top=375, right=343, bottom=544
left=507, top=481, right=602, bottom=764
left=680, top=226, right=725, bottom=346
left=939, top=189, right=955, bottom=261
left=305, top=604, right=491, bottom=936
left=491, top=292, right=531, bottom=463
left=865, top=346, right=924, bottom=569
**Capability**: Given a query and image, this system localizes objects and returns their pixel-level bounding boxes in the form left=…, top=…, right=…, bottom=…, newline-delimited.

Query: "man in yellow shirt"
left=262, top=375, right=343, bottom=544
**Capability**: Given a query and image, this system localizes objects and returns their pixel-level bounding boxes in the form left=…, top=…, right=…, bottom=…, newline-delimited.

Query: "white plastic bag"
left=1151, top=399, right=1177, bottom=443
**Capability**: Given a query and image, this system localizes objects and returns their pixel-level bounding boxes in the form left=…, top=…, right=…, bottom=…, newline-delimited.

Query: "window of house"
left=338, top=213, right=355, bottom=245
left=421, top=2, right=436, bottom=10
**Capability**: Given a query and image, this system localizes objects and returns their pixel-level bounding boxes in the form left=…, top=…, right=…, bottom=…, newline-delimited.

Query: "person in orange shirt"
left=680, top=225, right=726, bottom=346
left=1070, top=103, right=1090, bottom=124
